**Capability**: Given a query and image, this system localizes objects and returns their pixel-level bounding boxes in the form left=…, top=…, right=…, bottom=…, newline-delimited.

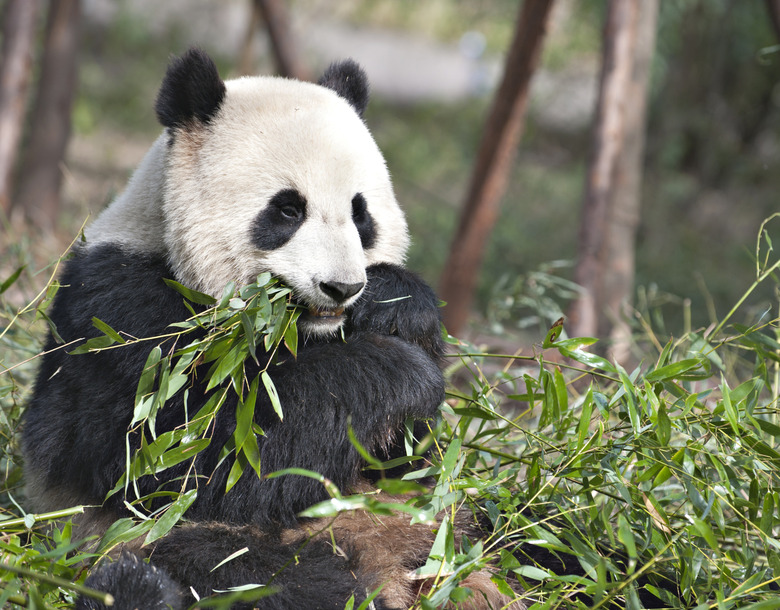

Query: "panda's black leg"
left=75, top=553, right=185, bottom=610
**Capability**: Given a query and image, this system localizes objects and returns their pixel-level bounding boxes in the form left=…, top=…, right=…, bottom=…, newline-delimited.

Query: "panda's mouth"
left=307, top=305, right=345, bottom=319
left=297, top=303, right=348, bottom=337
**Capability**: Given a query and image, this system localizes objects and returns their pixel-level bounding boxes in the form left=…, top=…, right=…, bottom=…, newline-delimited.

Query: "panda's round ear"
left=317, top=60, right=369, bottom=118
left=155, top=48, right=227, bottom=129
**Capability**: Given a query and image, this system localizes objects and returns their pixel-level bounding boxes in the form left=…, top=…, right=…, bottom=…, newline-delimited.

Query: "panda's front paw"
left=348, top=263, right=445, bottom=360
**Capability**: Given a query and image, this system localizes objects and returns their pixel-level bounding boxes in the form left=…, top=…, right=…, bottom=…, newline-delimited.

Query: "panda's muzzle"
left=318, top=280, right=364, bottom=304
left=302, top=280, right=364, bottom=324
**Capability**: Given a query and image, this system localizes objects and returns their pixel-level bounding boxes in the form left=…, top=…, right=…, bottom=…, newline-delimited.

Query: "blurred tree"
left=439, top=0, right=555, bottom=337
left=568, top=0, right=640, bottom=342
left=0, top=0, right=39, bottom=217
left=768, top=0, right=780, bottom=40
left=13, top=0, right=80, bottom=231
left=240, top=0, right=310, bottom=81
left=603, top=0, right=659, bottom=362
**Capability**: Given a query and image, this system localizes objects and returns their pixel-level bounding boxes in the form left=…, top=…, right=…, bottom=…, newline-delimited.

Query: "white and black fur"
left=23, top=50, right=522, bottom=609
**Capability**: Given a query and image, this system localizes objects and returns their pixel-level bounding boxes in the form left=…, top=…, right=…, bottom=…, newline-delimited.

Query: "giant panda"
left=23, top=49, right=524, bottom=609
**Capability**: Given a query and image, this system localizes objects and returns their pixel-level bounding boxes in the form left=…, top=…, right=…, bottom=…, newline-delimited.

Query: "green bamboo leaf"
left=644, top=358, right=703, bottom=383
left=0, top=266, right=24, bottom=294
left=240, top=311, right=258, bottom=362
left=656, top=401, right=671, bottom=445
left=760, top=494, right=775, bottom=535
left=91, top=317, right=126, bottom=344
left=689, top=517, right=719, bottom=553
left=261, top=371, right=283, bottom=421
left=553, top=337, right=598, bottom=350
left=347, top=423, right=381, bottom=467
left=617, top=514, right=637, bottom=560
left=440, top=439, right=462, bottom=481
left=374, top=478, right=427, bottom=495
left=226, top=454, right=246, bottom=494
left=558, top=346, right=616, bottom=373
left=163, top=278, right=217, bottom=305
left=283, top=312, right=299, bottom=357
left=210, top=547, right=249, bottom=572
left=754, top=417, right=780, bottom=438
left=144, top=489, right=197, bottom=544
left=513, top=565, right=554, bottom=581
left=720, top=376, right=740, bottom=435
left=68, top=334, right=118, bottom=354
left=135, top=346, right=162, bottom=401
left=576, top=388, right=594, bottom=450
left=415, top=518, right=453, bottom=577
left=206, top=341, right=245, bottom=391
left=96, top=518, right=155, bottom=553
left=553, top=367, right=568, bottom=416
left=541, top=318, right=564, bottom=348
left=142, top=438, right=211, bottom=477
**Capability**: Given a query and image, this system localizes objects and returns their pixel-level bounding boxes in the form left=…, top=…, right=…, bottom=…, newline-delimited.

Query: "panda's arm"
left=205, top=267, right=448, bottom=526
left=348, top=263, right=446, bottom=361
left=206, top=333, right=444, bottom=526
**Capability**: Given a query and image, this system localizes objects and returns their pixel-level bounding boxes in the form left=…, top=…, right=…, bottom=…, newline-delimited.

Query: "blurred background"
left=2, top=0, right=779, bottom=355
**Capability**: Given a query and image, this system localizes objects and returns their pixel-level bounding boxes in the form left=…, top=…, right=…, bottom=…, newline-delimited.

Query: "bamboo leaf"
left=261, top=371, right=283, bottom=421
left=163, top=279, right=217, bottom=305
left=145, top=489, right=198, bottom=544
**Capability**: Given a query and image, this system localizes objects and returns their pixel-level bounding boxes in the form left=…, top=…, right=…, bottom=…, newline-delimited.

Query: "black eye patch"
left=251, top=189, right=307, bottom=250
left=352, top=193, right=376, bottom=250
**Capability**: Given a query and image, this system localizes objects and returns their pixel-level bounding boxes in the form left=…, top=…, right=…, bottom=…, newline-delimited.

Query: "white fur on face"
left=84, top=73, right=409, bottom=336
left=162, top=77, right=409, bottom=316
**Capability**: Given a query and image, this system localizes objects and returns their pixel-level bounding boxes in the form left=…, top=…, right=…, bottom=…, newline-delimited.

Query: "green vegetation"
left=1, top=215, right=779, bottom=608
left=3, top=2, right=780, bottom=606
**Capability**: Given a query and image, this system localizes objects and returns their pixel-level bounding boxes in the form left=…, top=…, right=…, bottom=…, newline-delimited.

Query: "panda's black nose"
left=319, top=281, right=365, bottom=304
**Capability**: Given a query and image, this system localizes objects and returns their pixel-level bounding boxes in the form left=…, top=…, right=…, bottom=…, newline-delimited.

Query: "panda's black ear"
left=155, top=48, right=227, bottom=129
left=318, top=60, right=369, bottom=118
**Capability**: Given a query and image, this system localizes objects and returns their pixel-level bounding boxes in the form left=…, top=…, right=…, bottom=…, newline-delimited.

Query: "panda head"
left=155, top=49, right=409, bottom=337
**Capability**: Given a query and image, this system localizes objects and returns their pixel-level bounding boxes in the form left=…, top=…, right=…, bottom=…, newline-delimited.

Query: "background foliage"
left=2, top=1, right=780, bottom=607
left=1, top=215, right=779, bottom=607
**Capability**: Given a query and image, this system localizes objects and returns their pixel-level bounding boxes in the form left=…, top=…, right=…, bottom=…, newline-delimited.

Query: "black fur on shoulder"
left=76, top=552, right=184, bottom=610
left=317, top=59, right=370, bottom=118
left=155, top=48, right=226, bottom=129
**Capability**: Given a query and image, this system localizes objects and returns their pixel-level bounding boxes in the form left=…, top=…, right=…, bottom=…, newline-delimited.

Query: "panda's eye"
left=352, top=193, right=367, bottom=221
left=351, top=193, right=376, bottom=249
left=252, top=188, right=307, bottom=251
left=271, top=189, right=306, bottom=223
left=280, top=205, right=301, bottom=220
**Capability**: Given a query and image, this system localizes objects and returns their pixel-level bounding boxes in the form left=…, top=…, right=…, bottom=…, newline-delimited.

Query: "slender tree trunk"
left=238, top=0, right=263, bottom=76
left=568, top=0, right=639, bottom=340
left=0, top=0, right=39, bottom=216
left=439, top=0, right=555, bottom=336
left=767, top=0, right=780, bottom=42
left=604, top=0, right=659, bottom=363
left=13, top=0, right=80, bottom=231
left=255, top=0, right=310, bottom=81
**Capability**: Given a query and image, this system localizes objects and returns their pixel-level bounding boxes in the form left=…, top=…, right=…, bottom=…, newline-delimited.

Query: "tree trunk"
left=13, top=0, right=80, bottom=231
left=238, top=0, right=263, bottom=76
left=604, top=0, right=659, bottom=363
left=0, top=0, right=39, bottom=216
left=439, top=0, right=555, bottom=337
left=255, top=0, right=310, bottom=81
left=567, top=0, right=639, bottom=341
left=767, top=0, right=780, bottom=42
